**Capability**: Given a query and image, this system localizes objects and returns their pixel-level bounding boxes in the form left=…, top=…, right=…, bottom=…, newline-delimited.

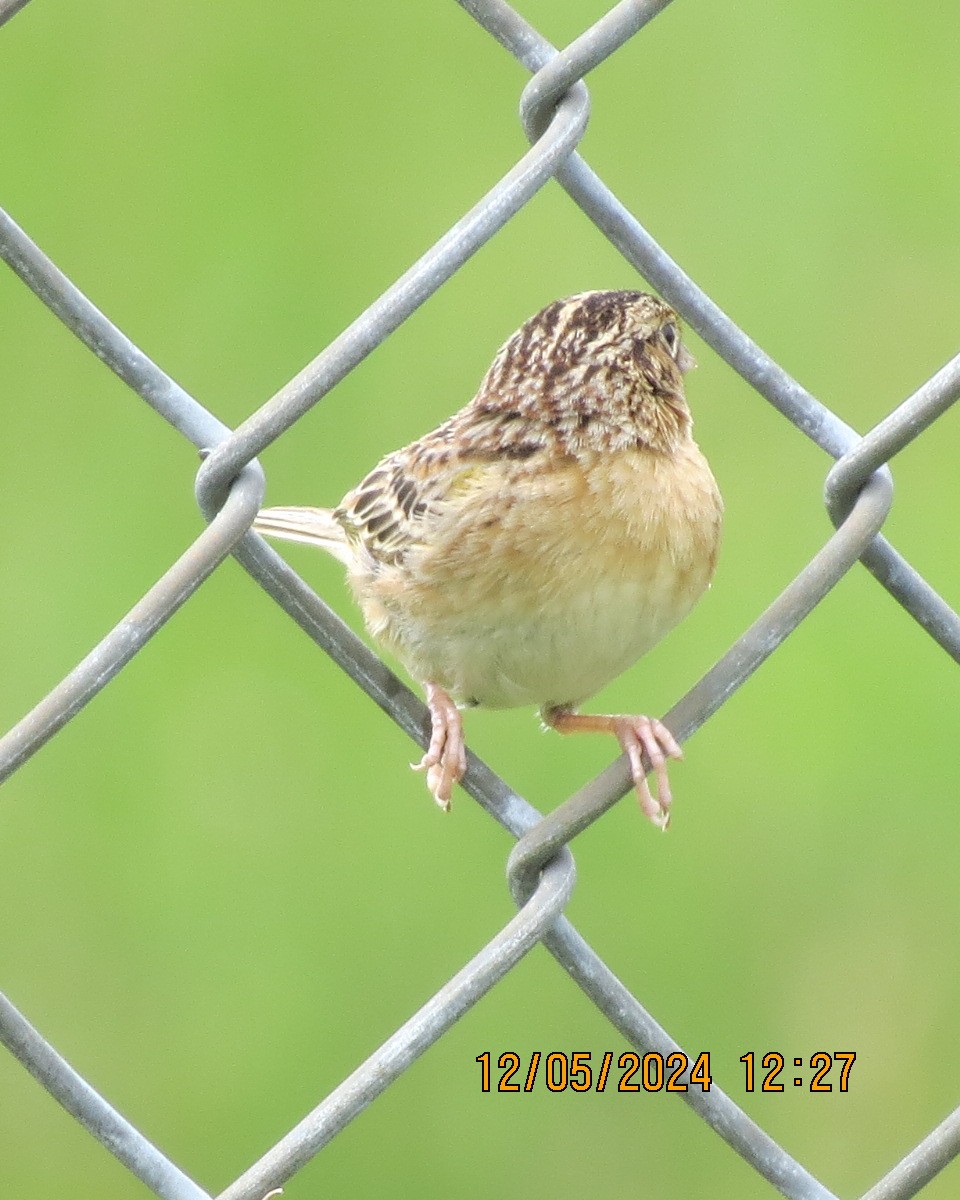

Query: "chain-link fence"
left=3, top=1, right=960, bottom=1197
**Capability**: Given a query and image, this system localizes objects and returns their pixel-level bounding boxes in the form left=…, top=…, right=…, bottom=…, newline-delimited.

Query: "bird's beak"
left=678, top=345, right=698, bottom=373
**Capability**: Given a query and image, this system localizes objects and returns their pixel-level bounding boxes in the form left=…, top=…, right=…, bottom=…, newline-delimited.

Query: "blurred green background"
left=2, top=1, right=960, bottom=1197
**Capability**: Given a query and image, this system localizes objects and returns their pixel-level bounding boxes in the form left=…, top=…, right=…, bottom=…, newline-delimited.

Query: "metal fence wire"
left=2, top=1, right=960, bottom=1198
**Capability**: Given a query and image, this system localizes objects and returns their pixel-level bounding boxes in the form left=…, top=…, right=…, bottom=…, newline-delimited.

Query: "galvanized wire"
left=0, top=994, right=211, bottom=1200
left=0, top=0, right=30, bottom=28
left=2, top=2, right=960, bottom=1199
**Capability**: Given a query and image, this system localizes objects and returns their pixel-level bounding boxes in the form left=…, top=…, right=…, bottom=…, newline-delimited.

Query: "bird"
left=253, top=291, right=722, bottom=827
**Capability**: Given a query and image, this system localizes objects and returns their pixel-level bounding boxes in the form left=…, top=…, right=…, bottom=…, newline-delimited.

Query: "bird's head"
left=475, top=290, right=697, bottom=455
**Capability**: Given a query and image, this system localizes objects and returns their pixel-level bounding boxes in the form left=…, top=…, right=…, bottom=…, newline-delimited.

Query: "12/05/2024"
left=476, top=1050, right=712, bottom=1094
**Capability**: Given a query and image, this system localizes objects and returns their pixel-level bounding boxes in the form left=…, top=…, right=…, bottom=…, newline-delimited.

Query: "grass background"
left=2, top=1, right=960, bottom=1196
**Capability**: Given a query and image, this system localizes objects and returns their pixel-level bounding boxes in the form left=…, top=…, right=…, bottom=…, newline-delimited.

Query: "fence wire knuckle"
left=2, top=2, right=959, bottom=1198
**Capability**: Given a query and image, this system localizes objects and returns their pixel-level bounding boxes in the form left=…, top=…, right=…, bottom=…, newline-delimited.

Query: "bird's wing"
left=259, top=404, right=546, bottom=572
left=336, top=438, right=495, bottom=569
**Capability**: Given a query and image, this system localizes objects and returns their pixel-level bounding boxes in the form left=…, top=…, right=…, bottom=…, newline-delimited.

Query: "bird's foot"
left=543, top=708, right=682, bottom=829
left=411, top=683, right=466, bottom=811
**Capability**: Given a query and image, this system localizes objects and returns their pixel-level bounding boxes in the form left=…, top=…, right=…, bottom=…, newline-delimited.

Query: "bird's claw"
left=611, top=715, right=683, bottom=829
left=543, top=707, right=683, bottom=828
left=411, top=683, right=466, bottom=811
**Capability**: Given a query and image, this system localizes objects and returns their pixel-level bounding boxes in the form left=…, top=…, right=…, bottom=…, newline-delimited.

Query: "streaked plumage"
left=255, top=291, right=722, bottom=826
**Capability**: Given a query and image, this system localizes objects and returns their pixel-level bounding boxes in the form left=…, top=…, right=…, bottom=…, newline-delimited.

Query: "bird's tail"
left=252, top=506, right=353, bottom=566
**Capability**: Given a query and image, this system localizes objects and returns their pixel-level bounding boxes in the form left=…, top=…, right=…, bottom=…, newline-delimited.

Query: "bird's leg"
left=412, top=682, right=466, bottom=811
left=542, top=706, right=683, bottom=829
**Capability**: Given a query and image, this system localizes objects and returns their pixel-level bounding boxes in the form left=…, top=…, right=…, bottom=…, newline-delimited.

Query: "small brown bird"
left=254, top=291, right=722, bottom=826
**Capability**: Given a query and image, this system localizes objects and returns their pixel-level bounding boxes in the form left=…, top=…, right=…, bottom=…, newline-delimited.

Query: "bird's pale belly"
left=432, top=556, right=709, bottom=709
left=361, top=444, right=721, bottom=712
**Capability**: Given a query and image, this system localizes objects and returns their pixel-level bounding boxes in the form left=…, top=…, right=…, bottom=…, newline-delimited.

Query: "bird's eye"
left=661, top=322, right=680, bottom=359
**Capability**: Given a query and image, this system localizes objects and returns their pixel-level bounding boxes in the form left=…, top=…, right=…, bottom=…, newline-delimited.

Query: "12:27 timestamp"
left=740, top=1051, right=856, bottom=1092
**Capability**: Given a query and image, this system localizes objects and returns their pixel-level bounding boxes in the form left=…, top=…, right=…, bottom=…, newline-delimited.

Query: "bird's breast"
left=356, top=443, right=722, bottom=710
